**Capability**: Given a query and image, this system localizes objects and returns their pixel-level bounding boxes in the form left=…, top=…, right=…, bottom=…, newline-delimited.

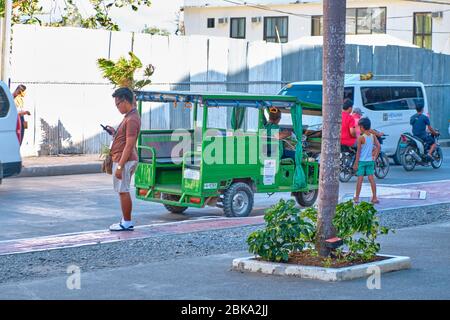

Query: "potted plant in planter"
left=97, top=51, right=155, bottom=90
left=234, top=199, right=410, bottom=281
left=96, top=51, right=154, bottom=158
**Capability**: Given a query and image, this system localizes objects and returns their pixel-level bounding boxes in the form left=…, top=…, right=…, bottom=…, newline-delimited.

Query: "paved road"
left=0, top=148, right=449, bottom=241
left=1, top=221, right=450, bottom=299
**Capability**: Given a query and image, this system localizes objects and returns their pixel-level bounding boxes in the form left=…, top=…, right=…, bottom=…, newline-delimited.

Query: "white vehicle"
left=279, top=75, right=429, bottom=164
left=0, top=81, right=22, bottom=184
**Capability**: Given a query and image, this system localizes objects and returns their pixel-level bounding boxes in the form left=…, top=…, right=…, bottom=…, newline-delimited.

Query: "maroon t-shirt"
left=111, top=109, right=141, bottom=163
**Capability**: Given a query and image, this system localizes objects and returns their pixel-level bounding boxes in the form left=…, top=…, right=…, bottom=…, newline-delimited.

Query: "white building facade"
left=183, top=0, right=450, bottom=54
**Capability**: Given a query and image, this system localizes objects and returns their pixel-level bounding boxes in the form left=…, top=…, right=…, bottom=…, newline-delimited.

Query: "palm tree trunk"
left=316, top=0, right=347, bottom=257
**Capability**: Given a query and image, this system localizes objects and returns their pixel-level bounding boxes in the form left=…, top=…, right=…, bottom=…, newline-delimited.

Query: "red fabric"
left=341, top=111, right=356, bottom=147
left=352, top=114, right=362, bottom=137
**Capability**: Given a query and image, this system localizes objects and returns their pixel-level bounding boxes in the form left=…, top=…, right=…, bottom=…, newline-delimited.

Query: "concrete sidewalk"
left=18, top=155, right=102, bottom=177
left=1, top=220, right=449, bottom=299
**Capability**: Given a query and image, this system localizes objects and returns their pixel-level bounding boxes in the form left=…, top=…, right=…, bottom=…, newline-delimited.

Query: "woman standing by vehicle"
left=13, top=85, right=30, bottom=146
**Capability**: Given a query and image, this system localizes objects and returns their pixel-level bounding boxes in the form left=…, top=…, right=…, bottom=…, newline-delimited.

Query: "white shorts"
left=113, top=161, right=138, bottom=193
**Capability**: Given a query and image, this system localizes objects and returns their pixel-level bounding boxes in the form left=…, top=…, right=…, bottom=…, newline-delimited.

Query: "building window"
left=346, top=7, right=386, bottom=35
left=230, top=17, right=246, bottom=39
left=264, top=16, right=288, bottom=43
left=311, top=16, right=323, bottom=36
left=414, top=13, right=432, bottom=49
left=207, top=18, right=215, bottom=28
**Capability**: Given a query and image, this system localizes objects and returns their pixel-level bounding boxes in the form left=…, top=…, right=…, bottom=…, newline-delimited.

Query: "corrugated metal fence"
left=10, top=25, right=450, bottom=156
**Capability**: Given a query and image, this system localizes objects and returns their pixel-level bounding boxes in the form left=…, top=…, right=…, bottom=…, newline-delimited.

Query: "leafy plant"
left=247, top=199, right=315, bottom=263
left=9, top=0, right=152, bottom=31
left=11, top=0, right=43, bottom=25
left=100, top=145, right=111, bottom=158
left=333, top=201, right=392, bottom=261
left=141, top=25, right=170, bottom=36
left=247, top=199, right=392, bottom=264
left=97, top=52, right=154, bottom=90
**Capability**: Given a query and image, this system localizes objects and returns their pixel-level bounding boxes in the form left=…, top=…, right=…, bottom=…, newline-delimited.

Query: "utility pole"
left=0, top=0, right=12, bottom=84
left=316, top=0, right=347, bottom=257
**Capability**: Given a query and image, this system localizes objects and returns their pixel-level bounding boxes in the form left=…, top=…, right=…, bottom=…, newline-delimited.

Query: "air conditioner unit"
left=251, top=16, right=262, bottom=23
left=432, top=11, right=443, bottom=19
left=218, top=17, right=229, bottom=24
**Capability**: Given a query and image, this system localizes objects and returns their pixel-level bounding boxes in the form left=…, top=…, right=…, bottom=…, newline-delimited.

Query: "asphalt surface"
left=1, top=221, right=450, bottom=299
left=0, top=147, right=449, bottom=241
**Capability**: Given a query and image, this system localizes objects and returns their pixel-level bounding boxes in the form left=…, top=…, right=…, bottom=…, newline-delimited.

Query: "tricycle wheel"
left=162, top=194, right=188, bottom=214
left=294, top=189, right=318, bottom=207
left=222, top=182, right=254, bottom=218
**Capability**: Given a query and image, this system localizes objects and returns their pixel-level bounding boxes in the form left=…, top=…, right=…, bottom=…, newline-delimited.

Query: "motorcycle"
left=400, top=131, right=443, bottom=171
left=339, top=133, right=390, bottom=183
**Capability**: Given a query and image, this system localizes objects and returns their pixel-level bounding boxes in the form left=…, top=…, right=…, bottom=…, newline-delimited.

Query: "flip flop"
left=353, top=198, right=360, bottom=204
left=370, top=199, right=380, bottom=204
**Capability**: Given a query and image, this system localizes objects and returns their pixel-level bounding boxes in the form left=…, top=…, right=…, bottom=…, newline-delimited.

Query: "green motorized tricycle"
left=134, top=91, right=322, bottom=217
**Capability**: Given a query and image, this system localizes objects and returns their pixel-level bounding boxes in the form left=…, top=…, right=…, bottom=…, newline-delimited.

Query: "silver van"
left=0, top=81, right=22, bottom=184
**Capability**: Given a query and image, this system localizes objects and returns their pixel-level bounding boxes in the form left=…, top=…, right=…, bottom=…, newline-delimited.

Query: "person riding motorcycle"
left=341, top=99, right=357, bottom=150
left=410, top=104, right=438, bottom=160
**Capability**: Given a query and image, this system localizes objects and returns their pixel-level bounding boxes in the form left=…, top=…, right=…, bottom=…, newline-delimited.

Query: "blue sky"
left=41, top=0, right=184, bottom=33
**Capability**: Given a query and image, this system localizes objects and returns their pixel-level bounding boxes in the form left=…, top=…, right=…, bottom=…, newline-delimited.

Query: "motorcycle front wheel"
left=431, top=147, right=443, bottom=169
left=375, top=153, right=390, bottom=179
left=402, top=146, right=417, bottom=172
left=339, top=153, right=354, bottom=183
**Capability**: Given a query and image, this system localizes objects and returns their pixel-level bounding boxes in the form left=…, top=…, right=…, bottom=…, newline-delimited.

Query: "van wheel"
left=223, top=182, right=254, bottom=218
left=294, top=189, right=319, bottom=207
left=162, top=194, right=188, bottom=214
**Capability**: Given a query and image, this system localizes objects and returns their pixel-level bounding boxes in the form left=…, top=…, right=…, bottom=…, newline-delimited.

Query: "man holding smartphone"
left=106, top=87, right=141, bottom=231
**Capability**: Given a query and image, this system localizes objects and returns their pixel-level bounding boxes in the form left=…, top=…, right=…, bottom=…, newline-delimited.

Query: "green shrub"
left=333, top=201, right=392, bottom=261
left=247, top=199, right=315, bottom=262
left=247, top=199, right=392, bottom=263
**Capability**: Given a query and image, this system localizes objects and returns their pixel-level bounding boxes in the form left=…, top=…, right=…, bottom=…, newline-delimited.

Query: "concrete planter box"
left=232, top=255, right=411, bottom=282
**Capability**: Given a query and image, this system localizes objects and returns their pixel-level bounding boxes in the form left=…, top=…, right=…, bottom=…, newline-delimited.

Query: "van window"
left=0, top=89, right=10, bottom=118
left=361, top=86, right=424, bottom=111
left=280, top=85, right=354, bottom=105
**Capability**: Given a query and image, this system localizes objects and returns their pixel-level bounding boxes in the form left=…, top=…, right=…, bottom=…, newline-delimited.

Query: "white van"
left=0, top=81, right=22, bottom=184
left=279, top=75, right=429, bottom=164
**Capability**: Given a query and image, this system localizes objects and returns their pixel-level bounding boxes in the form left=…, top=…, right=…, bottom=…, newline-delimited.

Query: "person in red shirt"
left=341, top=99, right=357, bottom=147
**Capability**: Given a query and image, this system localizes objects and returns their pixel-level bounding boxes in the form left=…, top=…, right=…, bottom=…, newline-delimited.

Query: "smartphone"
left=101, top=124, right=113, bottom=135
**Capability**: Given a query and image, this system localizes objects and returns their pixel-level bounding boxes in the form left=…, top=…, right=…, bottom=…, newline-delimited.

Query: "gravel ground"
left=0, top=203, right=449, bottom=285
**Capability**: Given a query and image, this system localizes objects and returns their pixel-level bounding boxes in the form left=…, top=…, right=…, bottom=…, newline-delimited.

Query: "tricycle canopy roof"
left=134, top=90, right=321, bottom=112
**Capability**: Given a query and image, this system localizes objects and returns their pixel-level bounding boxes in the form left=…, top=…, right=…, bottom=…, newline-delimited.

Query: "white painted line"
left=378, top=179, right=450, bottom=187
left=419, top=191, right=427, bottom=200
